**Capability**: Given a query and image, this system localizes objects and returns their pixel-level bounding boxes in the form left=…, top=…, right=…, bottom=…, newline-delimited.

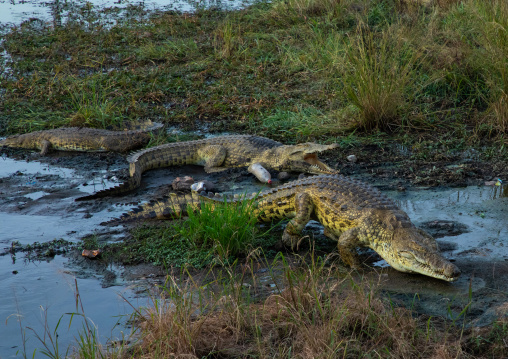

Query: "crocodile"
left=0, top=120, right=163, bottom=155
left=103, top=174, right=461, bottom=282
left=76, top=135, right=338, bottom=201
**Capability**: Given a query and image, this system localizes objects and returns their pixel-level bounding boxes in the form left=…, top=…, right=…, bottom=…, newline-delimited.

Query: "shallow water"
left=391, top=186, right=508, bottom=259
left=0, top=0, right=259, bottom=27
left=0, top=154, right=140, bottom=358
left=0, top=256, right=146, bottom=358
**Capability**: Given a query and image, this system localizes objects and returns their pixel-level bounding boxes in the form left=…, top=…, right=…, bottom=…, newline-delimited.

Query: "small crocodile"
left=0, top=121, right=163, bottom=155
left=76, top=135, right=338, bottom=201
left=104, top=174, right=461, bottom=282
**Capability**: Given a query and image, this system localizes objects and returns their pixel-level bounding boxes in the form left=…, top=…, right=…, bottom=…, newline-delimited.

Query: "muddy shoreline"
left=1, top=140, right=507, bottom=331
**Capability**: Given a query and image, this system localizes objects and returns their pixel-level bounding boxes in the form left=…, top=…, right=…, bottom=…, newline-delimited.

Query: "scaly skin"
left=104, top=174, right=461, bottom=282
left=76, top=135, right=338, bottom=201
left=0, top=121, right=163, bottom=155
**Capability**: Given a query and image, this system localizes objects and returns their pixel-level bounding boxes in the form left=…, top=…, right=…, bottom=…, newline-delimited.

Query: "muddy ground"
left=1, top=140, right=507, bottom=335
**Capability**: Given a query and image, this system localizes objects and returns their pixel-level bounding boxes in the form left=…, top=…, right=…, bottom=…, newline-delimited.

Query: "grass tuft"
left=343, top=24, right=422, bottom=131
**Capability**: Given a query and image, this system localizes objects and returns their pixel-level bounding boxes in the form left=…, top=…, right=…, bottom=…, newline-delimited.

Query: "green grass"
left=1, top=0, right=506, bottom=150
left=180, top=195, right=262, bottom=258
left=114, top=195, right=278, bottom=268
left=343, top=24, right=423, bottom=131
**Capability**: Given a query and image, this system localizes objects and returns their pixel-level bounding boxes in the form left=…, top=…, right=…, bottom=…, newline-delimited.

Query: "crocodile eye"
left=384, top=220, right=394, bottom=231
left=400, top=252, right=413, bottom=259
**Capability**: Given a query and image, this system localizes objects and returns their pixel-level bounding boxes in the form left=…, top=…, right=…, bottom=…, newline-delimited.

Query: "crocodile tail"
left=75, top=173, right=142, bottom=201
left=101, top=192, right=202, bottom=226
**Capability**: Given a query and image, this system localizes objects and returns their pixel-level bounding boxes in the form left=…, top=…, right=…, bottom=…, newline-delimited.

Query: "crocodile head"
left=0, top=135, right=32, bottom=149
left=371, top=210, right=461, bottom=282
left=276, top=142, right=338, bottom=174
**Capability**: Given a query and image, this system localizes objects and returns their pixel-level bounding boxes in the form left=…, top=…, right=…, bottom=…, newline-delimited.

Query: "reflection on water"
left=0, top=155, right=142, bottom=358
left=493, top=184, right=507, bottom=198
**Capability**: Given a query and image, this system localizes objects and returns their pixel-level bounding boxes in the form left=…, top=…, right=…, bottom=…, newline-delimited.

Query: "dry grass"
left=124, top=255, right=470, bottom=359
left=484, top=93, right=508, bottom=134
left=213, top=20, right=244, bottom=59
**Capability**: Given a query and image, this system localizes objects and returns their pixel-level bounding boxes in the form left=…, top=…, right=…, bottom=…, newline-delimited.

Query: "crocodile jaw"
left=281, top=143, right=338, bottom=174
left=303, top=153, right=338, bottom=174
left=375, top=234, right=461, bottom=282
left=383, top=250, right=461, bottom=281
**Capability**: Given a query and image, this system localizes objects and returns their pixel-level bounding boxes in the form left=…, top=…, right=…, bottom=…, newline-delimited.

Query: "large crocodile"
left=0, top=120, right=163, bottom=155
left=76, top=135, right=338, bottom=201
left=104, top=174, right=461, bottom=282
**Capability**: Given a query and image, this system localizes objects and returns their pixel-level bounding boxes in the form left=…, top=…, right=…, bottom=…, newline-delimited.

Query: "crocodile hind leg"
left=198, top=145, right=228, bottom=173
left=335, top=227, right=362, bottom=268
left=40, top=140, right=52, bottom=155
left=282, top=192, right=313, bottom=249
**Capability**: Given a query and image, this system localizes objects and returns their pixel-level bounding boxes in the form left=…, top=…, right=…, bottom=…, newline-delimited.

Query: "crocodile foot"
left=282, top=230, right=302, bottom=250
left=337, top=245, right=362, bottom=269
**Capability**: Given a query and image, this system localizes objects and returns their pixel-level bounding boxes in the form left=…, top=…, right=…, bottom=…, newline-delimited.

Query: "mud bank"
left=0, top=150, right=144, bottom=358
left=0, top=145, right=507, bottom=356
left=0, top=147, right=270, bottom=357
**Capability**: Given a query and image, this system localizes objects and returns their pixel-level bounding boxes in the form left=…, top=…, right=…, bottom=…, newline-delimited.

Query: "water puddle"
left=0, top=154, right=143, bottom=358
left=0, top=156, right=75, bottom=178
left=0, top=256, right=148, bottom=358
left=390, top=186, right=508, bottom=259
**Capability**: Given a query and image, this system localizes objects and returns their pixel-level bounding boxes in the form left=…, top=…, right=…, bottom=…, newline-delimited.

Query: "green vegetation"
left=0, top=0, right=506, bottom=155
left=110, top=196, right=279, bottom=268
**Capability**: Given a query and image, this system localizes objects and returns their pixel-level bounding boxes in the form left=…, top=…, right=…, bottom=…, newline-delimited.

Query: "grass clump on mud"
left=112, top=196, right=279, bottom=268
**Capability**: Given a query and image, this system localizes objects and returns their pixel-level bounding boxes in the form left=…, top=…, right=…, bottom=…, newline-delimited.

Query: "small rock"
left=172, top=176, right=194, bottom=191
left=277, top=172, right=290, bottom=181
left=82, top=249, right=102, bottom=259
left=347, top=155, right=357, bottom=163
left=190, top=180, right=215, bottom=192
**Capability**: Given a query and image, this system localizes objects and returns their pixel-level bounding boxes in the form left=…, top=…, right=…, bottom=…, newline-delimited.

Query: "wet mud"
left=0, top=142, right=507, bottom=356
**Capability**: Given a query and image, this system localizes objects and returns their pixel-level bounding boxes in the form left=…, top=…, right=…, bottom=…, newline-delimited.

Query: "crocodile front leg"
left=282, top=192, right=313, bottom=249
left=336, top=227, right=362, bottom=268
left=198, top=145, right=228, bottom=173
